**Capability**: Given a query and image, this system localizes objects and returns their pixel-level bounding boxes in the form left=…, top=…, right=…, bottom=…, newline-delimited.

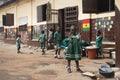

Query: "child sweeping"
left=38, top=30, right=46, bottom=55
left=66, top=25, right=82, bottom=73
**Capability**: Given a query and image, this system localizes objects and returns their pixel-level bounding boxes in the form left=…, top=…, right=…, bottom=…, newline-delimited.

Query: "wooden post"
left=115, top=3, right=120, bottom=67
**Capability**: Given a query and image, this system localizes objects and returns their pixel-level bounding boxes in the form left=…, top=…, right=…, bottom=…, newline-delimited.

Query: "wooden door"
left=64, top=6, right=78, bottom=37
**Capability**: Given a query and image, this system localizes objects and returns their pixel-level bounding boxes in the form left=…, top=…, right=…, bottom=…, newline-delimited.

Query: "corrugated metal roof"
left=0, top=0, right=17, bottom=8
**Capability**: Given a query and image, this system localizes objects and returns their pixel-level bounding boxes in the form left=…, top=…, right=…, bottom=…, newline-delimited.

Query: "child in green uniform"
left=61, top=37, right=69, bottom=54
left=96, top=30, right=103, bottom=57
left=16, top=34, right=21, bottom=53
left=66, top=26, right=82, bottom=73
left=38, top=30, right=46, bottom=55
left=54, top=27, right=61, bottom=59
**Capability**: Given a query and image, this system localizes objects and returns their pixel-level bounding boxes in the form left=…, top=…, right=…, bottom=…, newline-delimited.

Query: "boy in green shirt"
left=38, top=30, right=46, bottom=55
left=54, top=27, right=61, bottom=59
left=96, top=30, right=103, bottom=57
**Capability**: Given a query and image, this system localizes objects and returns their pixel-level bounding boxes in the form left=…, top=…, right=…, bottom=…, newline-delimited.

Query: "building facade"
left=0, top=0, right=115, bottom=44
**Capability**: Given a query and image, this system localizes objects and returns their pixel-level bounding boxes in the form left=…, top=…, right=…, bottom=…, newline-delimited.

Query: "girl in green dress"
left=54, top=27, right=61, bottom=59
left=96, top=30, right=103, bottom=57
left=66, top=26, right=82, bottom=73
left=38, top=30, right=46, bottom=55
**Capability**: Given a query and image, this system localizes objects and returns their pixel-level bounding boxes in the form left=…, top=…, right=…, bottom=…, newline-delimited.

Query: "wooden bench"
left=102, top=47, right=115, bottom=58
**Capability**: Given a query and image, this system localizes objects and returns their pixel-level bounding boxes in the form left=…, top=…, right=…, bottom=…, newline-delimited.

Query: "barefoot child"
left=38, top=30, right=46, bottom=55
left=66, top=25, right=82, bottom=73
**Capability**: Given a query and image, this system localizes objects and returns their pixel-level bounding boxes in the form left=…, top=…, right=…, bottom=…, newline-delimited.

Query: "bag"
left=99, top=66, right=114, bottom=78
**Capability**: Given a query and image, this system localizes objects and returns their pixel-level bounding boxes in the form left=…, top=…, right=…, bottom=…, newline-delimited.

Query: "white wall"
left=6, top=6, right=16, bottom=28
left=32, top=0, right=50, bottom=25
left=115, top=0, right=120, bottom=10
left=0, top=4, right=17, bottom=28
left=91, top=12, right=115, bottom=19
left=17, top=1, right=31, bottom=26
left=0, top=0, right=116, bottom=27
left=0, top=12, right=5, bottom=27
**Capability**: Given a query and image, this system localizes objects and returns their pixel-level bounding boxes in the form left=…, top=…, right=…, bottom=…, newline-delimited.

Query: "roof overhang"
left=0, top=0, right=17, bottom=8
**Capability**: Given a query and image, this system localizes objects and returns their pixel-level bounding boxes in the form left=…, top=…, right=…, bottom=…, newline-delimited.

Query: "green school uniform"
left=81, top=40, right=89, bottom=48
left=16, top=37, right=21, bottom=50
left=61, top=38, right=69, bottom=48
left=39, top=34, right=46, bottom=49
left=66, top=33, right=81, bottom=60
left=96, top=35, right=103, bottom=53
left=54, top=31, right=61, bottom=49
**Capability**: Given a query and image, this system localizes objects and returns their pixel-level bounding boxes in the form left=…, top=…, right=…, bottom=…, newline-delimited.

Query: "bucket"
left=87, top=49, right=96, bottom=59
left=111, top=51, right=116, bottom=59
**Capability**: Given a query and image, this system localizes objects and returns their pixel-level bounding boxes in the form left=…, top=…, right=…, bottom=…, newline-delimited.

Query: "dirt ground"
left=0, top=40, right=116, bottom=80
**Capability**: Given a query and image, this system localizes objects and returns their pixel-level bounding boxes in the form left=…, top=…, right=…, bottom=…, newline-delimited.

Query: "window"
left=98, top=0, right=115, bottom=13
left=2, top=15, right=6, bottom=26
left=32, top=25, right=43, bottom=40
left=64, top=6, right=78, bottom=32
left=82, top=0, right=98, bottom=13
left=2, top=13, right=14, bottom=26
left=19, top=24, right=27, bottom=31
left=82, top=0, right=115, bottom=13
left=0, top=27, right=4, bottom=40
left=18, top=24, right=28, bottom=43
left=37, top=4, right=47, bottom=22
left=0, top=27, right=4, bottom=32
left=6, top=13, right=14, bottom=26
left=6, top=28, right=16, bottom=40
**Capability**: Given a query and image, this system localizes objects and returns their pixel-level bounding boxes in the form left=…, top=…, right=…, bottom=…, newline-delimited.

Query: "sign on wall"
left=6, top=28, right=16, bottom=40
left=94, top=16, right=114, bottom=31
left=18, top=17, right=28, bottom=25
left=82, top=19, right=90, bottom=31
left=32, top=25, right=42, bottom=40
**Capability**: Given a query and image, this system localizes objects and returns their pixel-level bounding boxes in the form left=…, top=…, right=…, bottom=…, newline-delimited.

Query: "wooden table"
left=103, top=47, right=115, bottom=58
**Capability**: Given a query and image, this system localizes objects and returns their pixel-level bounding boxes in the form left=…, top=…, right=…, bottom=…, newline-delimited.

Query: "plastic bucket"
left=111, top=51, right=116, bottom=59
left=87, top=49, right=96, bottom=59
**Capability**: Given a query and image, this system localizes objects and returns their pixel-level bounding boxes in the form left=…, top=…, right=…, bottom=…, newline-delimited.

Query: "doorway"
left=58, top=9, right=65, bottom=40
left=58, top=6, right=78, bottom=40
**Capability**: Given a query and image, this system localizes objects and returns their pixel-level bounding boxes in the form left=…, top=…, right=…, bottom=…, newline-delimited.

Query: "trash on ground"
left=82, top=72, right=96, bottom=77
